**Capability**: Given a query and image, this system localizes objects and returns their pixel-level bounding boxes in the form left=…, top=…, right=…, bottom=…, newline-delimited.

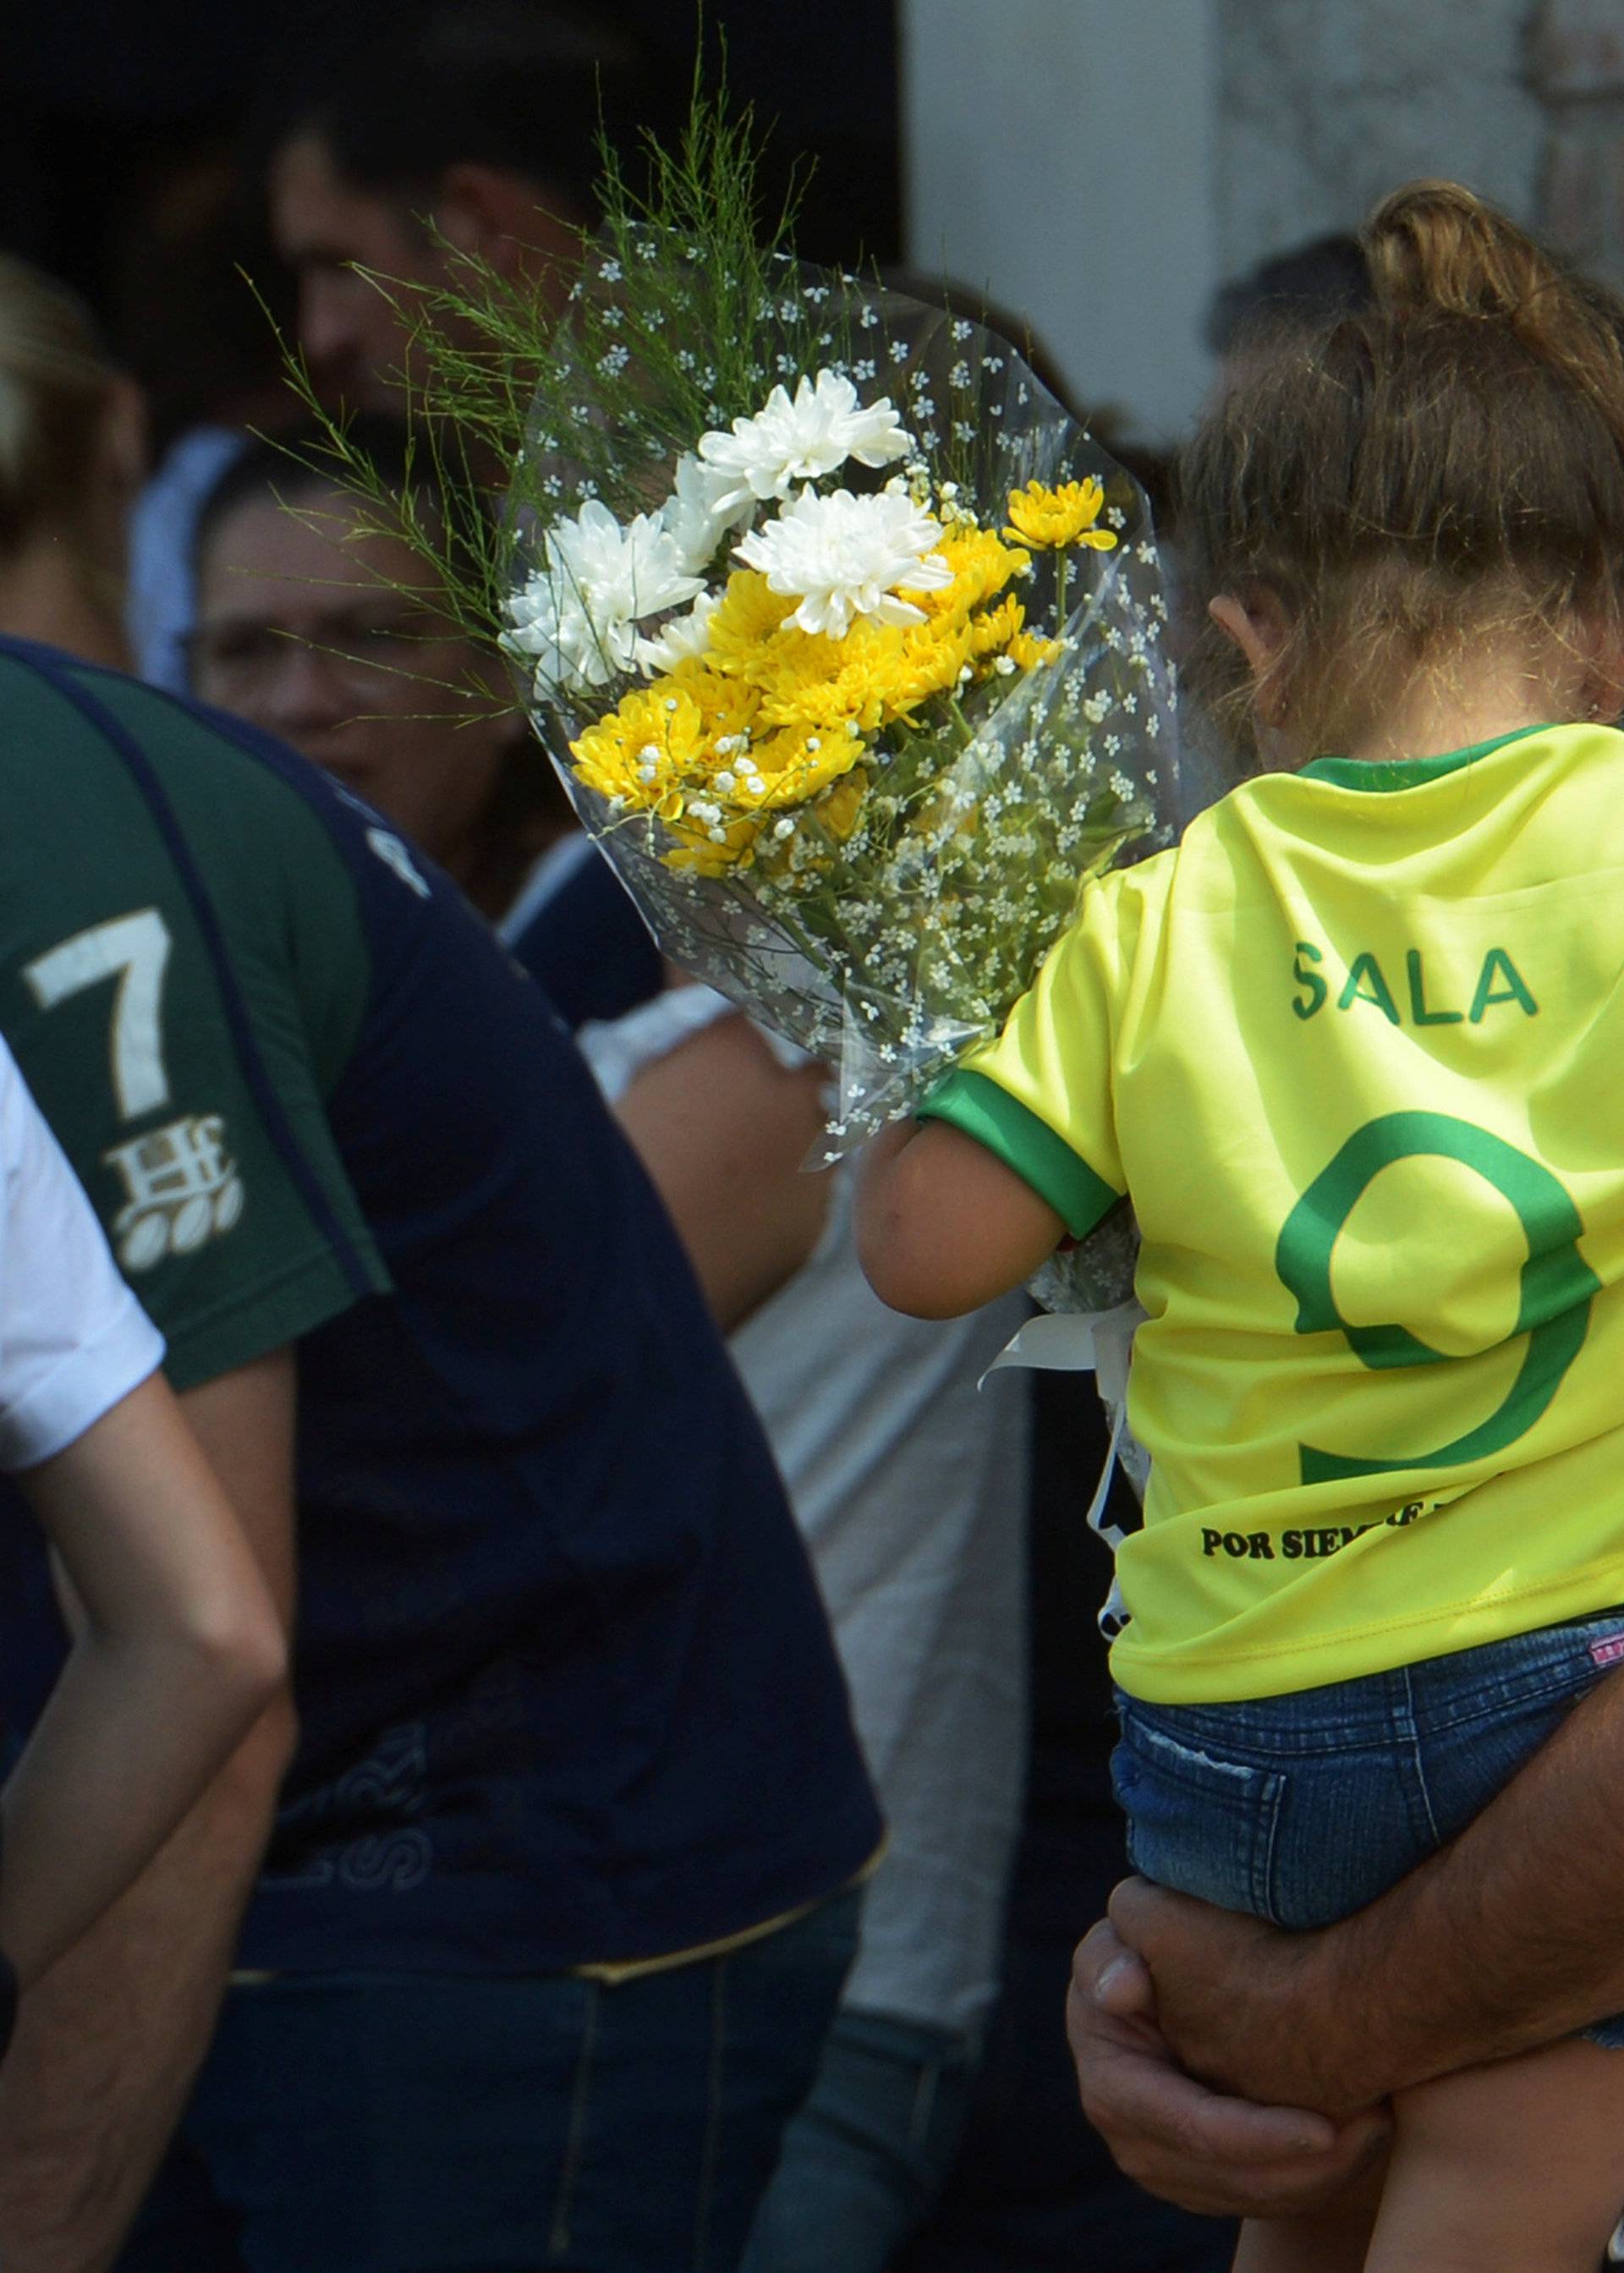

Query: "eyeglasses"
left=184, top=608, right=449, bottom=703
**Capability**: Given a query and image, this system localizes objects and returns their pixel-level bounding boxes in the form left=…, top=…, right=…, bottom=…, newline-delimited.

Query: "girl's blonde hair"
left=1179, top=181, right=1624, bottom=757
left=0, top=255, right=113, bottom=563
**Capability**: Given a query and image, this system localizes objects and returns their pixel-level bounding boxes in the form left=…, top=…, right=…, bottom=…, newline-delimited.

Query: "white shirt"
left=581, top=986, right=1030, bottom=2035
left=0, top=1040, right=164, bottom=1469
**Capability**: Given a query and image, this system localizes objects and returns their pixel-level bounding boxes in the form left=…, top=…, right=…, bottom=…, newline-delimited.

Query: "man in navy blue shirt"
left=0, top=637, right=881, bottom=2270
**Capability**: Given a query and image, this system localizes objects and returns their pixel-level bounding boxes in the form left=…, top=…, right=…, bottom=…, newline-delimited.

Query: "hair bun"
left=1362, top=179, right=1560, bottom=324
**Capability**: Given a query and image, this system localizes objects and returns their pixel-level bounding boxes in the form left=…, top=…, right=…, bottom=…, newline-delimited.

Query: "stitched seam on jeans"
left=1250, top=1770, right=1287, bottom=1923
left=692, top=1957, right=727, bottom=2272
left=1401, top=1665, right=1444, bottom=1846
left=550, top=1981, right=598, bottom=2257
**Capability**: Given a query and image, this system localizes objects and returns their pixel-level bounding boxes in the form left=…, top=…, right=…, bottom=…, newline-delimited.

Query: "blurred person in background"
left=110, top=145, right=297, bottom=691
left=190, top=421, right=570, bottom=927
left=0, top=238, right=881, bottom=2273
left=256, top=0, right=654, bottom=413
left=0, top=254, right=144, bottom=669
left=189, top=421, right=663, bottom=1023
left=1204, top=230, right=1371, bottom=368
left=582, top=979, right=1030, bottom=2273
left=195, top=413, right=1034, bottom=2270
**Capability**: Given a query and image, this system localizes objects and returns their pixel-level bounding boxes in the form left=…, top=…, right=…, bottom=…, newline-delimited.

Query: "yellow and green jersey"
left=923, top=724, right=1624, bottom=1703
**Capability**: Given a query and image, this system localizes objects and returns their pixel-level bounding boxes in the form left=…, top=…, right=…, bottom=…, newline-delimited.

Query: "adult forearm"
left=0, top=1627, right=278, bottom=1986
left=1117, top=1662, right=1624, bottom=2114
left=0, top=1702, right=291, bottom=2271
left=1308, top=1661, right=1624, bottom=2089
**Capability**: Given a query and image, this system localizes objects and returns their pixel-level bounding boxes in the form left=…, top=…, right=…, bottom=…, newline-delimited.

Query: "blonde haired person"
left=863, top=182, right=1624, bottom=2271
left=0, top=253, right=144, bottom=667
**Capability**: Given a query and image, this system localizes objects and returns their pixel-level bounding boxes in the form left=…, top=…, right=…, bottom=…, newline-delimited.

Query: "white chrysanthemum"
left=503, top=500, right=704, bottom=697
left=735, top=488, right=952, bottom=640
left=659, top=452, right=749, bottom=575
left=633, top=588, right=721, bottom=677
left=696, top=370, right=913, bottom=514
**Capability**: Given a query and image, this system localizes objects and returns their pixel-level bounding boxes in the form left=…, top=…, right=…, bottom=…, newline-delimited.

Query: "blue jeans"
left=739, top=2008, right=982, bottom=2273
left=1111, top=1606, right=1624, bottom=2042
left=117, top=1888, right=860, bottom=2272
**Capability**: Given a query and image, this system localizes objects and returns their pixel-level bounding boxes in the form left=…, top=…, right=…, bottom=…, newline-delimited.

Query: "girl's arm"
left=856, top=1117, right=1066, bottom=1319
left=0, top=1370, right=285, bottom=1987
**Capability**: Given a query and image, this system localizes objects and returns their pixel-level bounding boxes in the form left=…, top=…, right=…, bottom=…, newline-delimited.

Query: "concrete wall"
left=1218, top=0, right=1544, bottom=279
left=902, top=0, right=1624, bottom=449
left=900, top=0, right=1221, bottom=445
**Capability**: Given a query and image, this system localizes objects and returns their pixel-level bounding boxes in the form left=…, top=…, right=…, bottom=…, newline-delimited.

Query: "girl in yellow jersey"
left=860, top=182, right=1624, bottom=2273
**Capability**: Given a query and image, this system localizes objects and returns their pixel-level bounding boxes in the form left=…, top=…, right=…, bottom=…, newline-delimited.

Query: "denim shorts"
left=1111, top=1606, right=1624, bottom=2047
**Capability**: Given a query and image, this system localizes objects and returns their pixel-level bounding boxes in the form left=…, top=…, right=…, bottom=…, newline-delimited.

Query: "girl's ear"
left=1209, top=589, right=1292, bottom=726
left=1208, top=590, right=1287, bottom=677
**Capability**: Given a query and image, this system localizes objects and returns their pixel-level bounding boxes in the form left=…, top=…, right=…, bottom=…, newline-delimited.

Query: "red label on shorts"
left=1590, top=1635, right=1624, bottom=1668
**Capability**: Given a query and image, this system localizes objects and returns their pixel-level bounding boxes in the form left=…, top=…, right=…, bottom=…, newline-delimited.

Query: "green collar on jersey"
left=1301, top=723, right=1556, bottom=792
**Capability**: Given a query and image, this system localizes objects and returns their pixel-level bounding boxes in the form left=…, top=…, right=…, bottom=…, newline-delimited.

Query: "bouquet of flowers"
left=502, top=258, right=1177, bottom=1157
left=293, top=91, right=1176, bottom=1287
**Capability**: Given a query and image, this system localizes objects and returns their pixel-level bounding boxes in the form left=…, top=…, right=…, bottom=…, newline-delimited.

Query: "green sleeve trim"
left=160, top=1238, right=390, bottom=1393
left=919, top=1068, right=1122, bottom=1238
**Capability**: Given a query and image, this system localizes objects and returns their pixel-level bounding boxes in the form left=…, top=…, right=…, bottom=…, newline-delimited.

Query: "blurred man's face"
left=270, top=133, right=446, bottom=409
left=192, top=488, right=513, bottom=869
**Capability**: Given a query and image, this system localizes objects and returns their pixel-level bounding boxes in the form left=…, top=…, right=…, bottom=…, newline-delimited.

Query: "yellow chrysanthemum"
left=1003, top=477, right=1118, bottom=552
left=968, top=594, right=1025, bottom=658
left=703, top=568, right=798, bottom=674
left=570, top=679, right=711, bottom=810
left=919, top=524, right=1029, bottom=619
left=1007, top=629, right=1067, bottom=669
left=767, top=609, right=976, bottom=732
left=664, top=810, right=767, bottom=876
left=749, top=607, right=973, bottom=737
left=886, top=615, right=975, bottom=717
left=750, top=625, right=882, bottom=736
left=748, top=722, right=871, bottom=810
left=669, top=662, right=763, bottom=757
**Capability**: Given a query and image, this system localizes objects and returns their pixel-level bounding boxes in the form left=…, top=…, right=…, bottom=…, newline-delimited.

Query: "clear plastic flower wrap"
left=503, top=273, right=1178, bottom=1287
left=283, top=94, right=1177, bottom=1314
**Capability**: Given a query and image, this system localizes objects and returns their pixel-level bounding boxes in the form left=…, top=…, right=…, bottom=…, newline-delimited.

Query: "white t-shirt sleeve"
left=0, top=1040, right=164, bottom=1471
